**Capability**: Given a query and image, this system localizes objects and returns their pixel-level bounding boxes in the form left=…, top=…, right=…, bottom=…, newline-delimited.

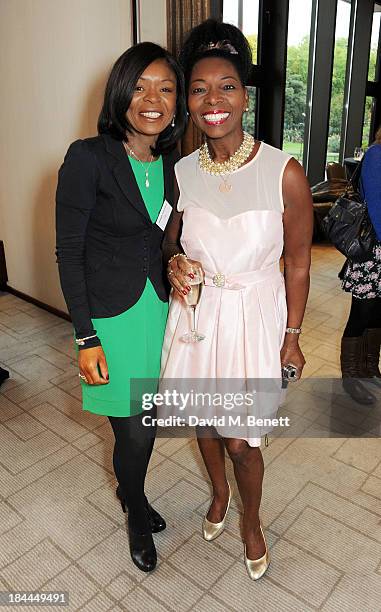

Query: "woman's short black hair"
left=98, top=42, right=187, bottom=155
left=179, top=19, right=252, bottom=91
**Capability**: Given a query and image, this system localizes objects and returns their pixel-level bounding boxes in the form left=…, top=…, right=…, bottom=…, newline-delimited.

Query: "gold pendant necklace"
left=198, top=132, right=255, bottom=193
left=219, top=175, right=232, bottom=192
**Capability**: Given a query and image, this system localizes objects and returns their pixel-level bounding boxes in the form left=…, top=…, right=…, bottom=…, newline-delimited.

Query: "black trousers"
left=108, top=406, right=157, bottom=532
left=343, top=296, right=381, bottom=337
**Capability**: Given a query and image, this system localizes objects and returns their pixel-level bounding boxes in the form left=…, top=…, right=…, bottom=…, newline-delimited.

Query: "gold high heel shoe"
left=202, top=482, right=231, bottom=541
left=244, top=524, right=270, bottom=580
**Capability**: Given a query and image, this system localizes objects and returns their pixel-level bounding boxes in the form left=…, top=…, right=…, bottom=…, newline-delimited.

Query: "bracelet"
left=167, top=253, right=188, bottom=267
left=285, top=327, right=302, bottom=334
left=75, top=334, right=98, bottom=346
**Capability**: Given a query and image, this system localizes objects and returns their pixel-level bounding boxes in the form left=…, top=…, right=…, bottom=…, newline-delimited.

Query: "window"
left=283, top=0, right=313, bottom=163
left=223, top=0, right=259, bottom=64
left=368, top=4, right=381, bottom=82
left=326, top=0, right=351, bottom=164
left=362, top=96, right=375, bottom=147
left=242, top=86, right=256, bottom=135
left=221, top=0, right=381, bottom=181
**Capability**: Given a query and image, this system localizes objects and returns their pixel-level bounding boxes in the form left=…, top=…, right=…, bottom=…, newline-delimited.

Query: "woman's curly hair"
left=179, top=19, right=252, bottom=89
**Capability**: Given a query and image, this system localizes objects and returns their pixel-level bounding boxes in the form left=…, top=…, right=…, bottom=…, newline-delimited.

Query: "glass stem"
left=191, top=306, right=196, bottom=333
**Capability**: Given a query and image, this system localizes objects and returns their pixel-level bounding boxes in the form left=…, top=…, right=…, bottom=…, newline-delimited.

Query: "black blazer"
left=56, top=133, right=179, bottom=345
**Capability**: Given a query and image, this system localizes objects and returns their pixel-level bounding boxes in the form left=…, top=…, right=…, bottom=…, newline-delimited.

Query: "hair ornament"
left=199, top=39, right=239, bottom=55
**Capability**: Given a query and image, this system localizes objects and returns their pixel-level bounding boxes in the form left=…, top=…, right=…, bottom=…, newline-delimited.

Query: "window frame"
left=219, top=0, right=381, bottom=182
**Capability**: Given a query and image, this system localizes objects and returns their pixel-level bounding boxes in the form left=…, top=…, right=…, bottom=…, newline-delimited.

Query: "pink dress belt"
left=203, top=263, right=281, bottom=290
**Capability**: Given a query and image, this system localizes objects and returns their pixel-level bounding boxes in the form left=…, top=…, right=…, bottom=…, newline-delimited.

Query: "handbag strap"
left=344, top=157, right=364, bottom=196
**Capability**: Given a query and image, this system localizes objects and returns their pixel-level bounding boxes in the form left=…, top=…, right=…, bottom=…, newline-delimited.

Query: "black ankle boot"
left=144, top=497, right=166, bottom=533
left=340, top=336, right=376, bottom=404
left=363, top=328, right=381, bottom=388
left=116, top=486, right=166, bottom=533
left=128, top=525, right=157, bottom=572
left=0, top=367, right=9, bottom=387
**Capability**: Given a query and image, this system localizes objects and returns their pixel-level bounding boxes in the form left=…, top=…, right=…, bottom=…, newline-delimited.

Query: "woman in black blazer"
left=56, top=43, right=187, bottom=572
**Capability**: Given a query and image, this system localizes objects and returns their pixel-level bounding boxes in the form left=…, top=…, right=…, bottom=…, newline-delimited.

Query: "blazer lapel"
left=102, top=134, right=151, bottom=223
left=163, top=152, right=172, bottom=205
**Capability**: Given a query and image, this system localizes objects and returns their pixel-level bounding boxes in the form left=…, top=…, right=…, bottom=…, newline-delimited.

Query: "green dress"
left=79, top=155, right=168, bottom=417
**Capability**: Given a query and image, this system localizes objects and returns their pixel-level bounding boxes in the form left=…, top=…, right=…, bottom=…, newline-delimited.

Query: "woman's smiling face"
left=126, top=58, right=177, bottom=137
left=188, top=56, right=248, bottom=139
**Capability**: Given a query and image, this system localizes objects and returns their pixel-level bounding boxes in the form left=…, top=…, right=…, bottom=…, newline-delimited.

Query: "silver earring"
left=171, top=116, right=176, bottom=127
left=245, top=106, right=249, bottom=112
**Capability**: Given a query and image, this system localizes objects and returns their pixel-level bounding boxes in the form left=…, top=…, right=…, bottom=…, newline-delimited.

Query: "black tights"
left=108, top=406, right=157, bottom=532
left=343, top=296, right=381, bottom=337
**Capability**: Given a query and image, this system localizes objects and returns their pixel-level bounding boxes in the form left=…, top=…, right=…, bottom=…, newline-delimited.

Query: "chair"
left=326, top=162, right=346, bottom=180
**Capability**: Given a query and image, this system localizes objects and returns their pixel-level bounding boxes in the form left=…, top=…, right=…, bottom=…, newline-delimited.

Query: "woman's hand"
left=280, top=336, right=306, bottom=379
left=78, top=346, right=109, bottom=385
left=167, top=255, right=204, bottom=299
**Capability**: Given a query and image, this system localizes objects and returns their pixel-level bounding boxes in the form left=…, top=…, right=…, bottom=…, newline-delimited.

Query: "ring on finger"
left=78, top=373, right=87, bottom=382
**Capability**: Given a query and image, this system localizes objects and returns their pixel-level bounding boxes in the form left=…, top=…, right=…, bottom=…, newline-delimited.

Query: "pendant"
left=145, top=171, right=149, bottom=188
left=219, top=182, right=232, bottom=192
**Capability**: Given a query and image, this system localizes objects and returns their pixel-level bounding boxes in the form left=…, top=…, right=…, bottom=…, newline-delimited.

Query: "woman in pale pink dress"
left=161, top=20, right=313, bottom=580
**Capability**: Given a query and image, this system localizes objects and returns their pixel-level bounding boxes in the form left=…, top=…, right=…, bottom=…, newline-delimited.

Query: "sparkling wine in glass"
left=180, top=269, right=205, bottom=343
left=354, top=147, right=364, bottom=161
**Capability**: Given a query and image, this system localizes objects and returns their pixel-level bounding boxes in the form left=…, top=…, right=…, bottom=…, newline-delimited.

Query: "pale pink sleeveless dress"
left=160, top=142, right=292, bottom=446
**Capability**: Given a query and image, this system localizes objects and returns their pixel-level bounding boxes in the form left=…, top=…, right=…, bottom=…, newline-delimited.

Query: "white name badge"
left=155, top=199, right=172, bottom=231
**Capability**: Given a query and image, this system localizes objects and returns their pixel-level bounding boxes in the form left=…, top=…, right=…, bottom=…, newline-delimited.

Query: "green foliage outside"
left=245, top=33, right=378, bottom=163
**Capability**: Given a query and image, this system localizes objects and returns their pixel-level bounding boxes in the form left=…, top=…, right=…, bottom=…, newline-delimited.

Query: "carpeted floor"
left=0, top=244, right=380, bottom=611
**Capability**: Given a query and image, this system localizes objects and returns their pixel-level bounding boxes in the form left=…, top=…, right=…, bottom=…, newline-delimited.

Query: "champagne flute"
left=180, top=268, right=205, bottom=343
left=354, top=147, right=364, bottom=161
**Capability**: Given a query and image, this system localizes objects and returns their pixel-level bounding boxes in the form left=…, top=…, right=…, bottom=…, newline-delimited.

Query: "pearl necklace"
left=124, top=142, right=153, bottom=188
left=198, top=132, right=255, bottom=192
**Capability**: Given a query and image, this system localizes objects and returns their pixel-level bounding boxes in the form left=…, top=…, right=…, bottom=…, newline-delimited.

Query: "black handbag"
left=321, top=159, right=377, bottom=262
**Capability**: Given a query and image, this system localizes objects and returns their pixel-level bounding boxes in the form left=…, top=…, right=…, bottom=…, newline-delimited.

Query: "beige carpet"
left=0, top=244, right=380, bottom=611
